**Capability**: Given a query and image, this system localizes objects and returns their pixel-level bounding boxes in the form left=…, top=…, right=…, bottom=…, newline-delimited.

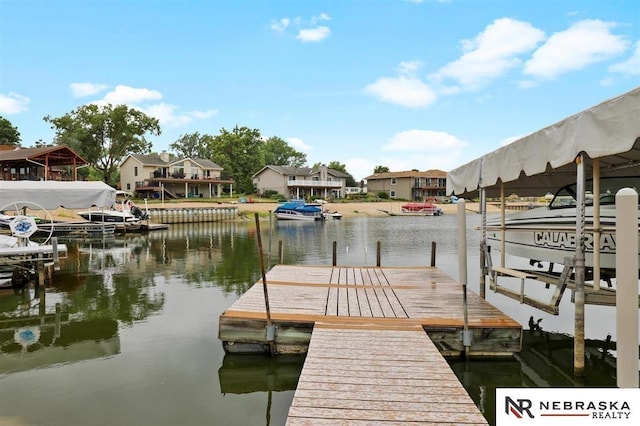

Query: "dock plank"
left=287, top=326, right=487, bottom=425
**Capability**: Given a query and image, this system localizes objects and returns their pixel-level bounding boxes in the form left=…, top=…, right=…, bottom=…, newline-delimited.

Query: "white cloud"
left=297, top=26, right=331, bottom=42
left=102, top=85, right=163, bottom=104
left=609, top=40, right=640, bottom=76
left=397, top=60, right=422, bottom=75
left=0, top=93, right=29, bottom=114
left=524, top=19, right=629, bottom=79
left=140, top=103, right=218, bottom=128
left=189, top=109, right=218, bottom=119
left=383, top=129, right=466, bottom=152
left=310, top=13, right=331, bottom=24
left=287, top=137, right=312, bottom=152
left=70, top=82, right=109, bottom=98
left=271, top=18, right=290, bottom=33
left=433, top=18, right=545, bottom=90
left=364, top=76, right=437, bottom=108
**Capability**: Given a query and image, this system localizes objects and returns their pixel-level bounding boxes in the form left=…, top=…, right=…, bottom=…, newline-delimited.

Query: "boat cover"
left=0, top=181, right=116, bottom=209
left=447, top=86, right=640, bottom=197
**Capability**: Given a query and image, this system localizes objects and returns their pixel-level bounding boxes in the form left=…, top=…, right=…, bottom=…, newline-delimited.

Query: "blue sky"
left=1, top=0, right=638, bottom=180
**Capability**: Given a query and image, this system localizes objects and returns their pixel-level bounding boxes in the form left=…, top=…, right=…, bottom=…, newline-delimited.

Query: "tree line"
left=0, top=104, right=385, bottom=194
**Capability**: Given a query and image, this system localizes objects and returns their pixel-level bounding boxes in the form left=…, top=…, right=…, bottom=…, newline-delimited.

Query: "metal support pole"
left=254, top=213, right=276, bottom=356
left=615, top=188, right=639, bottom=388
left=376, top=241, right=381, bottom=267
left=332, top=241, right=337, bottom=266
left=592, top=160, right=601, bottom=291
left=479, top=188, right=487, bottom=299
left=457, top=200, right=472, bottom=357
left=574, top=154, right=586, bottom=376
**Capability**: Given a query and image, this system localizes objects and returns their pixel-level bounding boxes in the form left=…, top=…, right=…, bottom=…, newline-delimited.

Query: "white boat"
left=273, top=200, right=324, bottom=221
left=486, top=176, right=640, bottom=274
left=78, top=192, right=149, bottom=228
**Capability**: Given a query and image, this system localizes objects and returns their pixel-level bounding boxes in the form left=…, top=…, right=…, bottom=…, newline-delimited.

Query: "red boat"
left=401, top=202, right=443, bottom=216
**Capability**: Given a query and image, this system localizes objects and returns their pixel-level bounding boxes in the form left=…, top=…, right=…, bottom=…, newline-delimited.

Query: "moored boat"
left=400, top=201, right=443, bottom=216
left=273, top=200, right=324, bottom=221
left=486, top=176, right=640, bottom=274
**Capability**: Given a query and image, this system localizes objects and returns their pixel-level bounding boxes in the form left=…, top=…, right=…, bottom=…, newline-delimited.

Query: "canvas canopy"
left=447, top=86, right=640, bottom=197
left=0, top=181, right=116, bottom=210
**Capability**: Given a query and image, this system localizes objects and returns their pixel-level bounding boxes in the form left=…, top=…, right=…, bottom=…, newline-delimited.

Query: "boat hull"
left=487, top=206, right=639, bottom=271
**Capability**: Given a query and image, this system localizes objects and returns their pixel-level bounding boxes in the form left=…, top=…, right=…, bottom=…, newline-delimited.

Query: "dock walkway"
left=219, top=265, right=521, bottom=425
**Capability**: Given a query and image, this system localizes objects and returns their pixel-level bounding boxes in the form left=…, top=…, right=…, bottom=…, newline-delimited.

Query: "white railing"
left=288, top=180, right=342, bottom=188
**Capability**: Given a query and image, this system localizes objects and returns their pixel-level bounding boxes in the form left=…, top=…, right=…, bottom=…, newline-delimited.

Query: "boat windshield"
left=549, top=176, right=640, bottom=209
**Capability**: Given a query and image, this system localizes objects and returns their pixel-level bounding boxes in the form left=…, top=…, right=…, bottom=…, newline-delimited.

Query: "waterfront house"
left=365, top=169, right=447, bottom=201
left=0, top=145, right=88, bottom=181
left=253, top=165, right=348, bottom=199
left=119, top=152, right=234, bottom=199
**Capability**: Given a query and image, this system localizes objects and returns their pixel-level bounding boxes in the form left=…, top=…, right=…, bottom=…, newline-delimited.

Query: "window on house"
left=134, top=166, right=138, bottom=177
left=312, top=176, right=319, bottom=181
left=126, top=183, right=131, bottom=190
left=288, top=176, right=296, bottom=181
left=391, top=178, right=397, bottom=185
left=390, top=190, right=396, bottom=198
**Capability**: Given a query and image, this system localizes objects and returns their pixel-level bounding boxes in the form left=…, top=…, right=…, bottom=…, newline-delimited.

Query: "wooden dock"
left=219, top=265, right=521, bottom=357
left=219, top=265, right=522, bottom=426
left=219, top=264, right=521, bottom=425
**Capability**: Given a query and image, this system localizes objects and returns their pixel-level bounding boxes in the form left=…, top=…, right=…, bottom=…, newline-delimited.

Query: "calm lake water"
left=0, top=214, right=620, bottom=425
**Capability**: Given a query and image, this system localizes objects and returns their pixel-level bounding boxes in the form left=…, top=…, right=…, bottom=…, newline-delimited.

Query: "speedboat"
left=486, top=176, right=640, bottom=275
left=78, top=194, right=149, bottom=228
left=401, top=201, right=443, bottom=216
left=273, top=200, right=324, bottom=221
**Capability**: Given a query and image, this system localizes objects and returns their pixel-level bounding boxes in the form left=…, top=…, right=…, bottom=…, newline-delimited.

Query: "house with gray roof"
left=253, top=165, right=348, bottom=199
left=120, top=152, right=234, bottom=199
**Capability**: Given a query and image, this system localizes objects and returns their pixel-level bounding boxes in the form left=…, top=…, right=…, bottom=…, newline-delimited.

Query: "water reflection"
left=0, top=216, right=631, bottom=426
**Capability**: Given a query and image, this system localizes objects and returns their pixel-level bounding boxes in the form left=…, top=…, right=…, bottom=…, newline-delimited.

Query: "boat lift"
left=447, top=86, right=640, bottom=380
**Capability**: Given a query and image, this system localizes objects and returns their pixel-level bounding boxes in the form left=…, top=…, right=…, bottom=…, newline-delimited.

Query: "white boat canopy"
left=447, top=86, right=640, bottom=197
left=0, top=181, right=116, bottom=209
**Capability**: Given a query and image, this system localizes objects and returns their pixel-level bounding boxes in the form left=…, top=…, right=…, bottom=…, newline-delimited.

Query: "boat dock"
left=219, top=264, right=522, bottom=424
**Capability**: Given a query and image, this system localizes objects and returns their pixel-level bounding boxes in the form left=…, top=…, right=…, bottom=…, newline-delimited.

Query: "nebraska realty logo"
left=496, top=388, right=639, bottom=425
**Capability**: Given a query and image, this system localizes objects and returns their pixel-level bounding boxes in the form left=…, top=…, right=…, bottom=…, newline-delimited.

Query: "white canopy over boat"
left=0, top=181, right=116, bottom=209
left=447, top=86, right=640, bottom=197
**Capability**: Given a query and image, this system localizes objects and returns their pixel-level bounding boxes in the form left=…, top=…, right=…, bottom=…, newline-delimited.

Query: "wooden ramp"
left=287, top=325, right=488, bottom=425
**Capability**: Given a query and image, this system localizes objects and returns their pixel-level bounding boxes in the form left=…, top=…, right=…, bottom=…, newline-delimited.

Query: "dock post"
left=457, top=200, right=472, bottom=357
left=332, top=241, right=337, bottom=266
left=430, top=241, right=436, bottom=267
left=376, top=241, right=381, bottom=267
left=615, top=188, right=639, bottom=388
left=254, top=213, right=276, bottom=356
left=278, top=240, right=284, bottom=264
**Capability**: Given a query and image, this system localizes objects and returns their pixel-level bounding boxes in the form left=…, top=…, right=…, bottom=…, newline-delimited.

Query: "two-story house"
left=253, top=165, right=348, bottom=200
left=120, top=152, right=234, bottom=199
left=364, top=169, right=447, bottom=201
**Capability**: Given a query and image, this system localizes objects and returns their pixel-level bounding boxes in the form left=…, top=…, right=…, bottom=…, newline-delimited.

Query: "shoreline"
left=46, top=200, right=504, bottom=223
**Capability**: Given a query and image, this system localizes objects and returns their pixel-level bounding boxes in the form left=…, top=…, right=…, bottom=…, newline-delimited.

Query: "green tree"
left=374, top=165, right=390, bottom=174
left=0, top=116, right=21, bottom=146
left=169, top=132, right=214, bottom=159
left=210, top=126, right=265, bottom=194
left=44, top=104, right=160, bottom=186
left=263, top=136, right=306, bottom=167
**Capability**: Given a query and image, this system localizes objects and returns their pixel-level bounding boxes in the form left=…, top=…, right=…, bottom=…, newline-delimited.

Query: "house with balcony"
left=120, top=152, right=234, bottom=199
left=364, top=169, right=447, bottom=201
left=253, top=165, right=348, bottom=200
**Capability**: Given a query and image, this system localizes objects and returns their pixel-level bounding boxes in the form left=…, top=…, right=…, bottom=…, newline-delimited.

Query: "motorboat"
left=323, top=210, right=342, bottom=220
left=486, top=176, right=640, bottom=275
left=273, top=200, right=324, bottom=221
left=400, top=201, right=443, bottom=216
left=78, top=192, right=149, bottom=228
